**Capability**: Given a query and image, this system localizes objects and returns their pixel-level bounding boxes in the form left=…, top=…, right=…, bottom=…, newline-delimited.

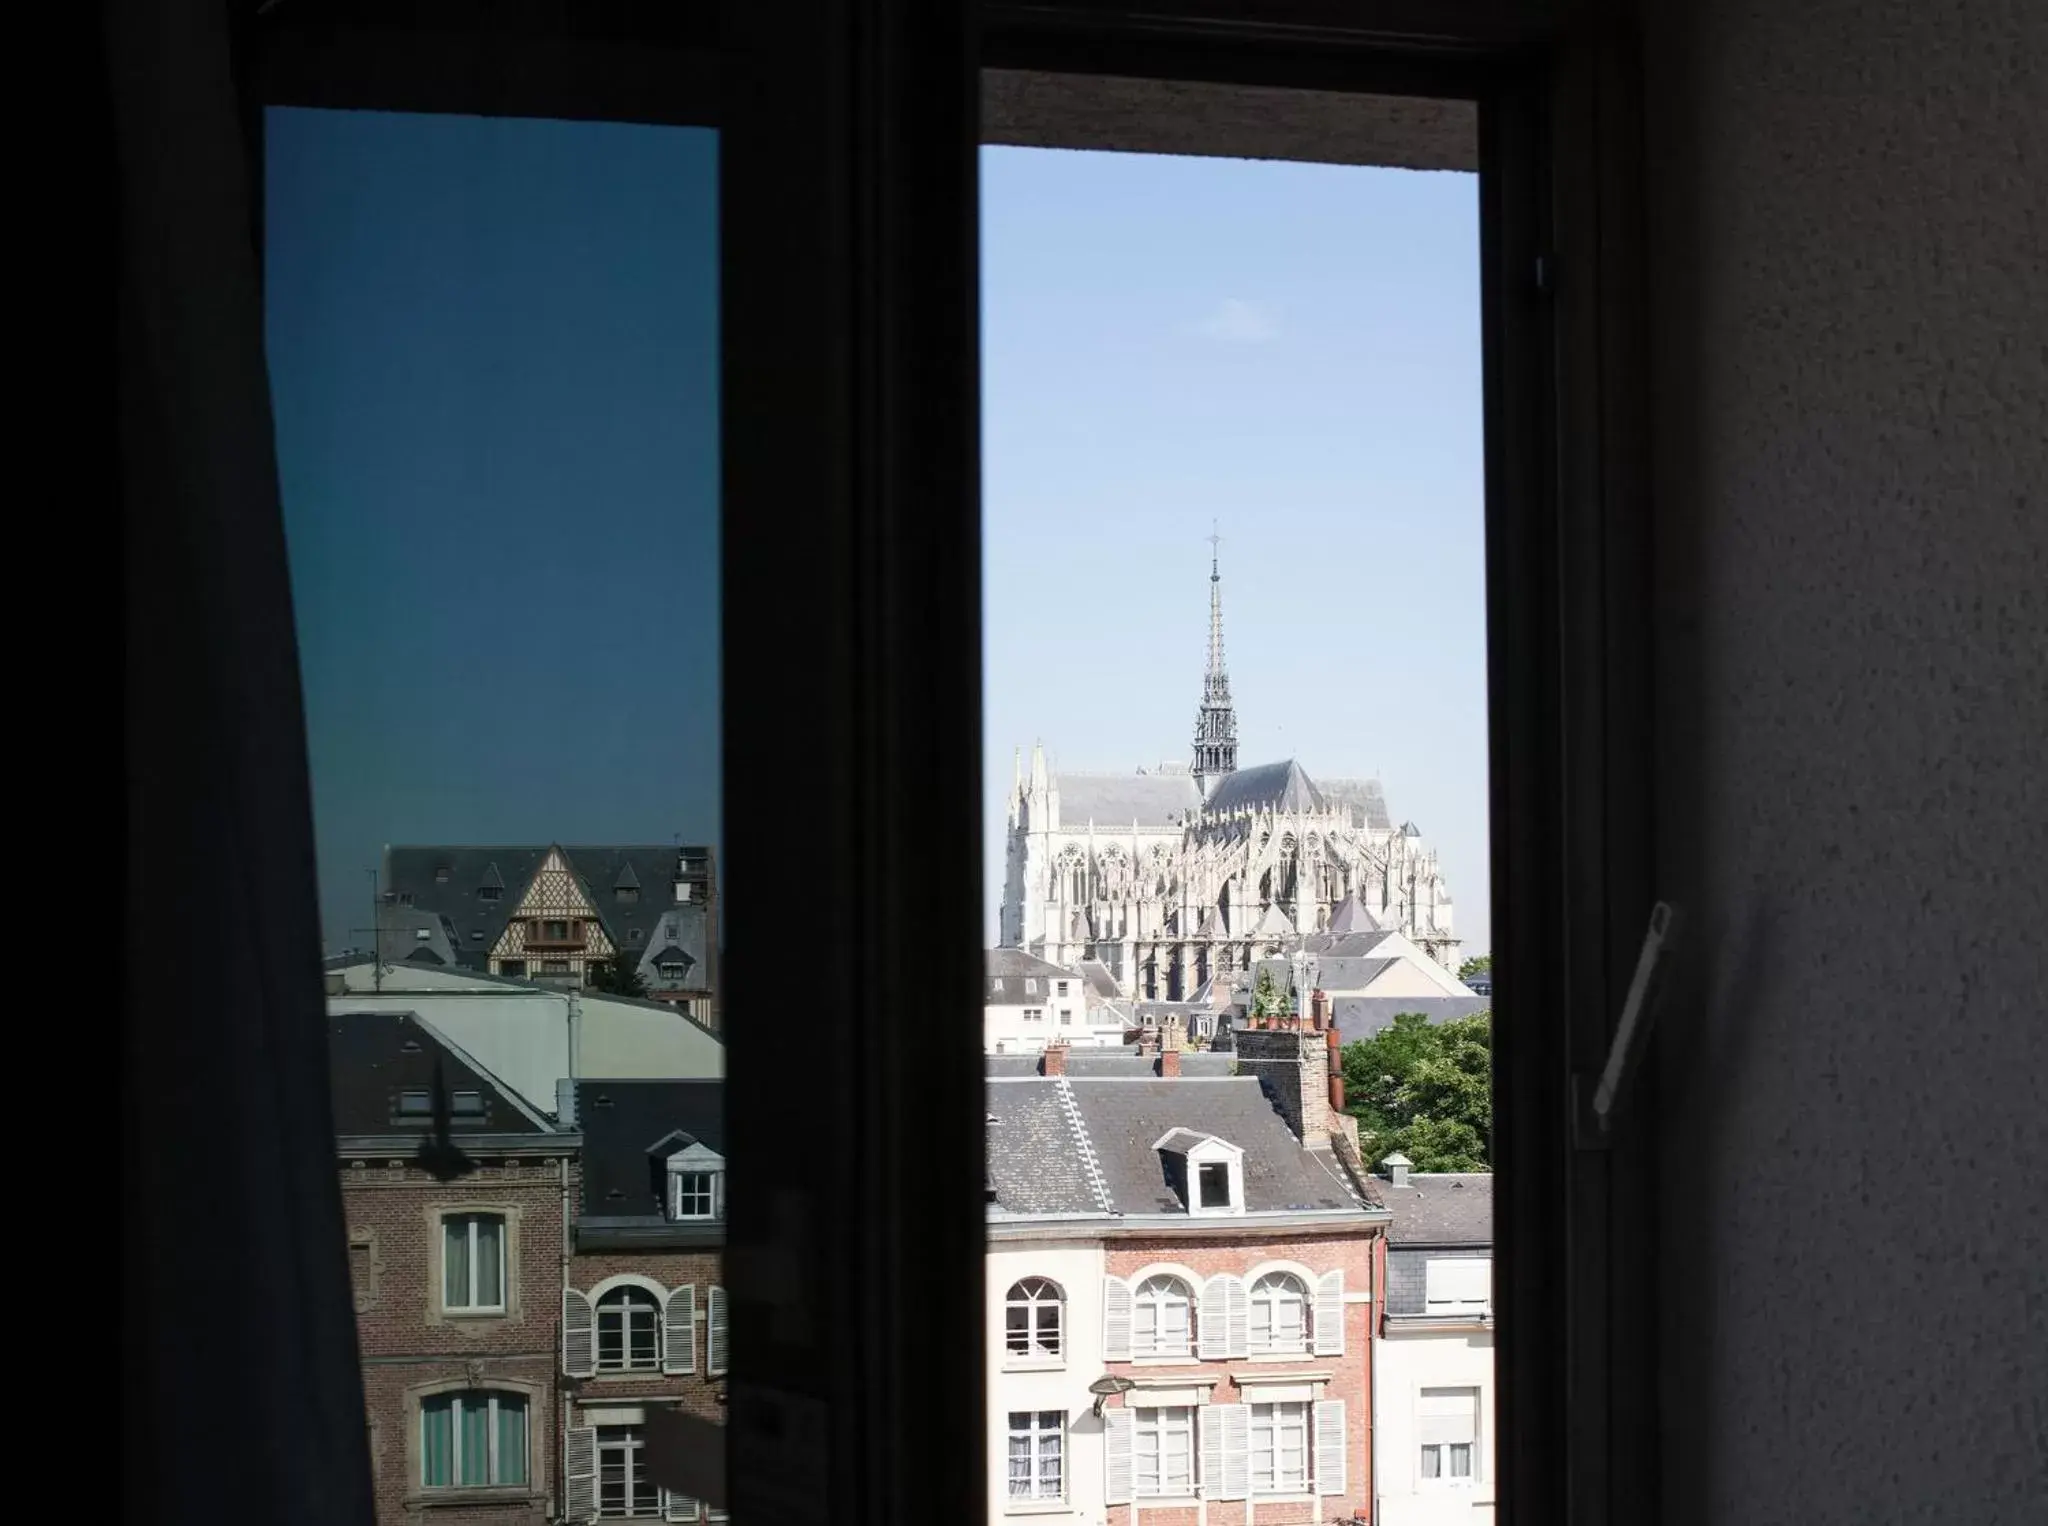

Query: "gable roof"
left=327, top=1009, right=555, bottom=1139
left=574, top=1078, right=724, bottom=1221
left=985, top=1075, right=1379, bottom=1222
left=1318, top=777, right=1394, bottom=832
left=1202, top=759, right=1326, bottom=815
left=1053, top=771, right=1202, bottom=828
left=382, top=845, right=715, bottom=973
left=1325, top=891, right=1386, bottom=937
left=1379, top=1172, right=1492, bottom=1246
left=987, top=947, right=1078, bottom=1001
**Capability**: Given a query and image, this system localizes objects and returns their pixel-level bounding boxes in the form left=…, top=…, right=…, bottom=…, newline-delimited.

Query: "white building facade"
left=1001, top=551, right=1458, bottom=999
left=1373, top=1163, right=1495, bottom=1526
left=987, top=1239, right=1111, bottom=1526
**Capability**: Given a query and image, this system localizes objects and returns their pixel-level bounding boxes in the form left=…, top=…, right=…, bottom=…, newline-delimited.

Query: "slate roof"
left=1319, top=778, right=1395, bottom=832
left=1327, top=996, right=1490, bottom=1037
left=1202, top=759, right=1327, bottom=815
left=987, top=947, right=1079, bottom=1002
left=1053, top=771, right=1203, bottom=827
left=382, top=845, right=715, bottom=975
left=1378, top=1172, right=1492, bottom=1247
left=984, top=1050, right=1235, bottom=1079
left=985, top=1075, right=1374, bottom=1220
left=328, top=1009, right=553, bottom=1138
left=1325, top=892, right=1386, bottom=938
left=574, top=1078, right=723, bottom=1222
left=1075, top=959, right=1122, bottom=1001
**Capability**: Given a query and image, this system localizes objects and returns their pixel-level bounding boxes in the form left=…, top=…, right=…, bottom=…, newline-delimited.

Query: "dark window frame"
left=217, top=7, right=1651, bottom=1526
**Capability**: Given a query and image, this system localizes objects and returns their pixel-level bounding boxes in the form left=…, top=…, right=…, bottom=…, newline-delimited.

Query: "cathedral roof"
left=1319, top=778, right=1395, bottom=832
left=1202, top=759, right=1327, bottom=815
left=1250, top=902, right=1297, bottom=938
left=1055, top=771, right=1202, bottom=828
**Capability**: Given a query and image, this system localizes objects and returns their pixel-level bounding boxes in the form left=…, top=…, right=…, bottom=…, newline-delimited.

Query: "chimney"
left=1382, top=1151, right=1412, bottom=1189
left=1311, top=987, right=1332, bottom=1030
left=1159, top=1046, right=1181, bottom=1078
left=1042, top=1042, right=1068, bottom=1077
left=1326, top=1020, right=1343, bottom=1111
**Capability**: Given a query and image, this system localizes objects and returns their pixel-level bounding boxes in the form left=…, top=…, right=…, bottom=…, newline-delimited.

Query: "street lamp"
left=1088, top=1374, right=1137, bottom=1418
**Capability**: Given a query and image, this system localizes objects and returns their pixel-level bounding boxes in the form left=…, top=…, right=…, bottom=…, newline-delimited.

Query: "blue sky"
left=982, top=148, right=1489, bottom=956
left=266, top=114, right=1489, bottom=959
left=266, top=109, right=720, bottom=949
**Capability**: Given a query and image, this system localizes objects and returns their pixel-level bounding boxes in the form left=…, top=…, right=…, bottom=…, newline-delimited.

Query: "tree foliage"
left=585, top=953, right=650, bottom=1000
left=1340, top=1011, right=1492, bottom=1171
left=1457, top=953, right=1492, bottom=985
left=1251, top=968, right=1289, bottom=1017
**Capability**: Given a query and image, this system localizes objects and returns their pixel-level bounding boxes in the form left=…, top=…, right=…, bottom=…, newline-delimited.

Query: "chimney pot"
left=1382, top=1151, right=1412, bottom=1189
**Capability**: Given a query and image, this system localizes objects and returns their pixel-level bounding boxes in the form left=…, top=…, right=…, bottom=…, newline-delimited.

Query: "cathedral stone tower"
left=1192, top=530, right=1239, bottom=797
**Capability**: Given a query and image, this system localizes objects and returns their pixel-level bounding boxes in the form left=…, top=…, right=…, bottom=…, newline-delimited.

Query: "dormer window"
left=661, top=1139, right=727, bottom=1223
left=1153, top=1129, right=1247, bottom=1216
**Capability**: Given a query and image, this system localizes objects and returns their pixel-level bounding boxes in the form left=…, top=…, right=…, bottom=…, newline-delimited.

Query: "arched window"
left=596, top=1284, right=662, bottom=1372
left=1248, top=1271, right=1309, bottom=1354
left=1005, top=1277, right=1064, bottom=1360
left=1133, top=1273, right=1194, bottom=1357
left=421, top=1389, right=528, bottom=1488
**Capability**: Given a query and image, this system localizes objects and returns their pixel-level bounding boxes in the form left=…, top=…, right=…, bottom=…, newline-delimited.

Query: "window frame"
left=1247, top=1271, right=1310, bottom=1356
left=596, top=1285, right=665, bottom=1374
left=596, top=1423, right=659, bottom=1520
left=417, top=1386, right=531, bottom=1493
left=1130, top=1273, right=1195, bottom=1359
left=1003, top=1277, right=1065, bottom=1365
left=1131, top=1403, right=1195, bottom=1500
left=1247, top=1399, right=1311, bottom=1498
left=440, top=1211, right=508, bottom=1315
left=1005, top=1409, right=1066, bottom=1503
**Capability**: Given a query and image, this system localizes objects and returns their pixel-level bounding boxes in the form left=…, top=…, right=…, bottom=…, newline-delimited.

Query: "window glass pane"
left=443, top=1220, right=469, bottom=1308
left=497, top=1396, right=528, bottom=1486
left=474, top=1217, right=503, bottom=1306
left=459, top=1397, right=491, bottom=1486
left=421, top=1397, right=453, bottom=1487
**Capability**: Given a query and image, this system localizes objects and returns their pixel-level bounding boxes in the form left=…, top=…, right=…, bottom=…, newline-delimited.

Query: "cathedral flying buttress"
left=999, top=544, right=1459, bottom=1002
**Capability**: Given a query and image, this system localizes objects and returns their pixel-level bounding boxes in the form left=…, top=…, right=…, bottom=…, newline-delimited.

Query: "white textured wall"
left=1642, top=1, right=2047, bottom=1521
left=1374, top=1330, right=1495, bottom=1526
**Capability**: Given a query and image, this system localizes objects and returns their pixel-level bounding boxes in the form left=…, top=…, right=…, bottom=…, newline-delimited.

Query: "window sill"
left=1129, top=1354, right=1198, bottom=1366
left=1003, top=1357, right=1066, bottom=1373
left=1004, top=1499, right=1074, bottom=1515
left=410, top=1487, right=540, bottom=1508
left=1243, top=1349, right=1313, bottom=1363
left=441, top=1307, right=510, bottom=1320
left=1132, top=1496, right=1201, bottom=1508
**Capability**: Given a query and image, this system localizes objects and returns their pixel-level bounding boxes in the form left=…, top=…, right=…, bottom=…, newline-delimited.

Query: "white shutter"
left=1425, top=1258, right=1491, bottom=1308
left=706, top=1285, right=729, bottom=1375
left=1314, top=1268, right=1345, bottom=1356
left=1200, top=1400, right=1226, bottom=1495
left=1102, top=1276, right=1133, bottom=1361
left=1418, top=1387, right=1479, bottom=1445
left=1226, top=1275, right=1251, bottom=1359
left=564, top=1426, right=598, bottom=1523
left=664, top=1285, right=697, bottom=1374
left=664, top=1490, right=701, bottom=1522
left=1199, top=1275, right=1231, bottom=1359
left=562, top=1288, right=596, bottom=1378
left=1315, top=1399, right=1348, bottom=1497
left=1214, top=1403, right=1250, bottom=1500
left=1103, top=1407, right=1134, bottom=1505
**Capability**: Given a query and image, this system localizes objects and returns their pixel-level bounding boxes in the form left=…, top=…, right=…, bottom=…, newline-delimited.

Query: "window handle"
left=1574, top=902, right=1681, bottom=1149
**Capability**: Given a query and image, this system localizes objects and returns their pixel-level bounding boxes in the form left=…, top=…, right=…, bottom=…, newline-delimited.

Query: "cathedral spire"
left=1192, top=525, right=1239, bottom=797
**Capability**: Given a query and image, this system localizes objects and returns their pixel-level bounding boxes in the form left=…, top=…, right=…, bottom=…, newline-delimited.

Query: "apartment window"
left=1005, top=1277, right=1064, bottom=1361
left=670, top=1169, right=721, bottom=1221
left=1133, top=1405, right=1194, bottom=1497
left=1023, top=1007, right=1045, bottom=1023
left=1056, top=981, right=1069, bottom=997
left=597, top=1286, right=662, bottom=1372
left=1007, top=1410, right=1065, bottom=1501
left=477, top=885, right=502, bottom=902
left=1424, top=1258, right=1491, bottom=1314
left=500, top=959, right=526, bottom=978
left=1197, top=1161, right=1232, bottom=1209
left=1248, top=1272, right=1309, bottom=1355
left=540, top=919, right=570, bottom=941
left=658, top=960, right=689, bottom=983
left=1418, top=1387, right=1481, bottom=1486
left=443, top=1213, right=506, bottom=1312
left=1132, top=1274, right=1193, bottom=1358
left=597, top=1425, right=657, bottom=1518
left=1249, top=1401, right=1310, bottom=1496
left=617, top=886, right=640, bottom=904
left=420, top=1390, right=527, bottom=1488
left=542, top=959, right=571, bottom=976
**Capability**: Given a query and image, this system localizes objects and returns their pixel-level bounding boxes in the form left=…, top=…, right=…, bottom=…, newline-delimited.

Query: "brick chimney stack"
left=1042, top=1042, right=1068, bottom=1077
left=1159, top=1046, right=1181, bottom=1078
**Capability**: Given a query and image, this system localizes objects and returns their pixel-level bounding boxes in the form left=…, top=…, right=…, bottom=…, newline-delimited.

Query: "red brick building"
left=560, top=1079, right=729, bottom=1525
left=985, top=1020, right=1388, bottom=1526
left=332, top=1010, right=577, bottom=1526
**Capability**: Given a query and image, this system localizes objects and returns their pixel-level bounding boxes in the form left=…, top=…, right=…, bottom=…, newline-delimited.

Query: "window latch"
left=1574, top=902, right=1681, bottom=1150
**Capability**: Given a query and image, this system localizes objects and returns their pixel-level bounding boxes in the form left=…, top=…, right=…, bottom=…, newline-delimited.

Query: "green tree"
left=1457, top=953, right=1491, bottom=985
left=585, top=953, right=650, bottom=1000
left=1339, top=1010, right=1493, bottom=1171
